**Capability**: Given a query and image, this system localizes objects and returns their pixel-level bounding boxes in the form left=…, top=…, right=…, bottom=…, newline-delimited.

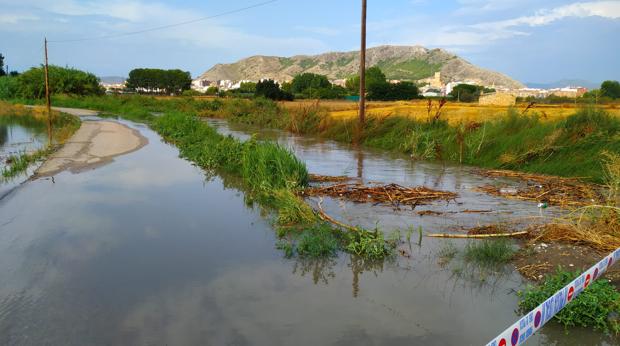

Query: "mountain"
left=198, top=45, right=524, bottom=89
left=526, top=79, right=598, bottom=89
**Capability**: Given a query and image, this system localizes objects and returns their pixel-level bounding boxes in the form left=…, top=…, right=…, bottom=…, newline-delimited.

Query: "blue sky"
left=1, top=0, right=619, bottom=84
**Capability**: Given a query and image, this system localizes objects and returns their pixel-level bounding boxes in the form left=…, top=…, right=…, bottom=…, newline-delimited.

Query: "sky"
left=1, top=0, right=619, bottom=84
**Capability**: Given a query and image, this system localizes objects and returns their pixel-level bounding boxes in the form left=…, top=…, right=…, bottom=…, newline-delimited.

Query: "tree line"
left=126, top=68, right=192, bottom=95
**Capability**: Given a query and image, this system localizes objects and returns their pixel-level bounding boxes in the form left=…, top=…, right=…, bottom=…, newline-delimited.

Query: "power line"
left=48, top=0, right=278, bottom=43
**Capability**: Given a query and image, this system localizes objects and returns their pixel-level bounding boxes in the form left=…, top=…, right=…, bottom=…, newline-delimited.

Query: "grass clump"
left=463, top=239, right=515, bottom=266
left=2, top=149, right=51, bottom=180
left=518, top=269, right=620, bottom=334
left=345, top=228, right=395, bottom=260
left=296, top=223, right=339, bottom=258
left=1, top=101, right=80, bottom=180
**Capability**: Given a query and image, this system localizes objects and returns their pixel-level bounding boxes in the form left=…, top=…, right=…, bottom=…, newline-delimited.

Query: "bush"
left=16, top=65, right=103, bottom=99
left=0, top=76, right=19, bottom=99
left=518, top=269, right=620, bottom=334
left=255, top=79, right=293, bottom=101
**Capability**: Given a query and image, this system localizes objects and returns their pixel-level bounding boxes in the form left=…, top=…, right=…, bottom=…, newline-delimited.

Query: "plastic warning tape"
left=486, top=247, right=620, bottom=346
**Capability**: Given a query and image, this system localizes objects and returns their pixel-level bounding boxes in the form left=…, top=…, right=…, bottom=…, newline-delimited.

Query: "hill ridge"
left=198, top=45, right=524, bottom=89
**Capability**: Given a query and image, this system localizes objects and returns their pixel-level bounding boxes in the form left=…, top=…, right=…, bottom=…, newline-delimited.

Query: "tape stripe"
left=486, top=247, right=620, bottom=346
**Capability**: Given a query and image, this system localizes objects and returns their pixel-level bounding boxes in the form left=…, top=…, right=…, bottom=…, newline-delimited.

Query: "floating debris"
left=417, top=210, right=444, bottom=216
left=308, top=173, right=354, bottom=183
left=467, top=224, right=511, bottom=235
left=475, top=169, right=602, bottom=206
left=303, top=183, right=457, bottom=207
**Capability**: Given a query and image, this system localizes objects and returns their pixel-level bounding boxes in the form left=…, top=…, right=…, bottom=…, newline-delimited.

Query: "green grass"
left=150, top=111, right=395, bottom=260
left=296, top=223, right=339, bottom=258
left=205, top=98, right=619, bottom=183
left=1, top=148, right=51, bottom=180
left=1, top=104, right=80, bottom=180
left=518, top=269, right=620, bottom=334
left=463, top=239, right=515, bottom=266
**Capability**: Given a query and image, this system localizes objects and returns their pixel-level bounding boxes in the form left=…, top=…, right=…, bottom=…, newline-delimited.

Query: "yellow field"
left=279, top=99, right=620, bottom=124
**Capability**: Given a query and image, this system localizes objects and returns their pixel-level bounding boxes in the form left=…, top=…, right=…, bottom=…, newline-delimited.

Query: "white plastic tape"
left=486, top=247, right=620, bottom=346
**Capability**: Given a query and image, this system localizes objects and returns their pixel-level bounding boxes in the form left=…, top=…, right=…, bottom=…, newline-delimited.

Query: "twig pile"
left=303, top=183, right=457, bottom=207
left=308, top=174, right=353, bottom=183
left=475, top=169, right=602, bottom=206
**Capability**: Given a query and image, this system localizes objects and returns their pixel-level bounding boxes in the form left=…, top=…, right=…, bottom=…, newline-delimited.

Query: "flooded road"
left=0, top=113, right=613, bottom=345
left=0, top=120, right=47, bottom=197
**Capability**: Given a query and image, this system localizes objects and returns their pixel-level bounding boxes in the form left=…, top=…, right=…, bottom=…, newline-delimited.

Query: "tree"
left=291, top=73, right=331, bottom=95
left=126, top=68, right=191, bottom=95
left=0, top=53, right=5, bottom=77
left=449, top=84, right=493, bottom=102
left=255, top=79, right=293, bottom=101
left=238, top=81, right=256, bottom=94
left=345, top=66, right=387, bottom=95
left=16, top=65, right=103, bottom=99
left=601, top=80, right=620, bottom=99
left=0, top=76, right=19, bottom=99
left=205, top=86, right=219, bottom=95
left=368, top=81, right=419, bottom=101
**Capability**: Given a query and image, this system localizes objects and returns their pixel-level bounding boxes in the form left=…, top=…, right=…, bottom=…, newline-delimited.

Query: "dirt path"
left=36, top=120, right=148, bottom=177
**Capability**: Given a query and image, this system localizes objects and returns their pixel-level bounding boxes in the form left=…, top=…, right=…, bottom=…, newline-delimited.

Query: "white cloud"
left=473, top=1, right=620, bottom=30
left=0, top=13, right=38, bottom=24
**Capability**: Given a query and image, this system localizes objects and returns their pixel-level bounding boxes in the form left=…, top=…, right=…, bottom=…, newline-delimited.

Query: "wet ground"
left=0, top=113, right=615, bottom=345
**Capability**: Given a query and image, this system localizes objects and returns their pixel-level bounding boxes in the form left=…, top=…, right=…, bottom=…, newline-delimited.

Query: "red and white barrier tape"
left=486, top=247, right=620, bottom=346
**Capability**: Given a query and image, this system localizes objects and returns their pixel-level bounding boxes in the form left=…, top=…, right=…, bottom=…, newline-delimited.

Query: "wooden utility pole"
left=358, top=0, right=367, bottom=134
left=44, top=37, right=52, bottom=143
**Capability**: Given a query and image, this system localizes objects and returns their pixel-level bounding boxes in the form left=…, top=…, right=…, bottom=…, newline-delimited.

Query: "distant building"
left=479, top=92, right=516, bottom=106
left=418, top=72, right=443, bottom=89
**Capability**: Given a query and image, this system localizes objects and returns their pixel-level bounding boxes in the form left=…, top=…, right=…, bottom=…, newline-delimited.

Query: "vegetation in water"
left=0, top=101, right=80, bottom=180
left=463, top=239, right=515, bottom=266
left=518, top=269, right=620, bottom=334
left=150, top=111, right=394, bottom=260
left=200, top=97, right=619, bottom=183
left=345, top=228, right=395, bottom=260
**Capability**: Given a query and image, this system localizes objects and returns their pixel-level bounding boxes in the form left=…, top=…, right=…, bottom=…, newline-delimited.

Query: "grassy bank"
left=0, top=101, right=80, bottom=180
left=152, top=111, right=396, bottom=260
left=200, top=98, right=620, bottom=183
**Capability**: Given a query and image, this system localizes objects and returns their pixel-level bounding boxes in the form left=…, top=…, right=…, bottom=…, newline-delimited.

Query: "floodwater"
left=0, top=121, right=48, bottom=197
left=0, top=112, right=613, bottom=345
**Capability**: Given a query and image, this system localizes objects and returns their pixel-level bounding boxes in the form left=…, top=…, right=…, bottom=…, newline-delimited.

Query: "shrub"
left=518, top=269, right=620, bottom=334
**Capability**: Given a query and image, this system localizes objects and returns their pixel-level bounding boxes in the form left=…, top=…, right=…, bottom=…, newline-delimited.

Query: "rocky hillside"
left=198, top=45, right=524, bottom=89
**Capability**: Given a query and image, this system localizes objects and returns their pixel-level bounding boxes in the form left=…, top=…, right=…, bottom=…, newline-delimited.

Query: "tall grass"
left=152, top=112, right=395, bottom=259
left=1, top=101, right=80, bottom=179
left=206, top=99, right=619, bottom=183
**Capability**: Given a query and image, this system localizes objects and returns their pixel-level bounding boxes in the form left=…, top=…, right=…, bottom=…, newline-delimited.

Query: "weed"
left=518, top=269, right=620, bottom=334
left=345, top=228, right=395, bottom=260
left=276, top=240, right=294, bottom=258
left=437, top=242, right=458, bottom=264
left=463, top=239, right=515, bottom=266
left=297, top=223, right=339, bottom=258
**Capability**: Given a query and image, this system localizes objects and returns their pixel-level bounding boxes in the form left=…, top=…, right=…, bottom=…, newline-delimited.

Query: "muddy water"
left=0, top=114, right=612, bottom=346
left=0, top=122, right=47, bottom=197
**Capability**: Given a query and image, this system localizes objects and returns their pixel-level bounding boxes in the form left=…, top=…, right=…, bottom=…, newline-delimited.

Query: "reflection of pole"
left=357, top=0, right=367, bottom=139
left=356, top=149, right=364, bottom=179
left=44, top=37, right=52, bottom=144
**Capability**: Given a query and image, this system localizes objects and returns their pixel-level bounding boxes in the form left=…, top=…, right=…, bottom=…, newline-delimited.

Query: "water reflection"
left=0, top=117, right=615, bottom=345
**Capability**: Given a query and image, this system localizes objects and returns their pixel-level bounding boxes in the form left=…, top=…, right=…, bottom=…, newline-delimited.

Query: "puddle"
left=0, top=115, right=614, bottom=345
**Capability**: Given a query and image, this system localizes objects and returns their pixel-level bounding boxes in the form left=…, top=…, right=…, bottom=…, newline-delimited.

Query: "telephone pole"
left=358, top=0, right=367, bottom=136
left=44, top=37, right=52, bottom=143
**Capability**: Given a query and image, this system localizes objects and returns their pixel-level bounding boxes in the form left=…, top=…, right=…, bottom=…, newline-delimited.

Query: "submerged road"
left=0, top=108, right=614, bottom=346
